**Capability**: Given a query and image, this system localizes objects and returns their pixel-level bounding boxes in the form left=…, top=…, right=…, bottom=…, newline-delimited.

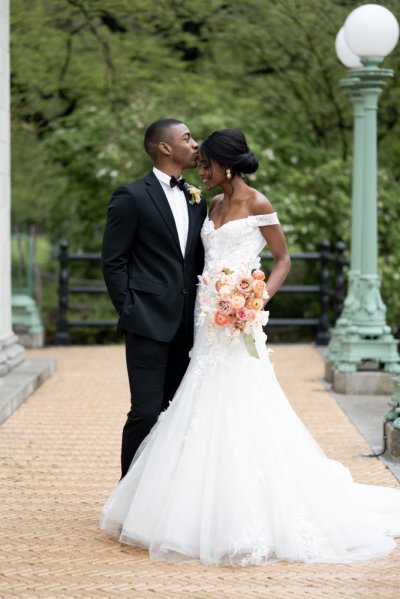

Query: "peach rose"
left=214, top=312, right=228, bottom=327
left=252, top=269, right=265, bottom=281
left=232, top=319, right=245, bottom=331
left=231, top=294, right=246, bottom=309
left=216, top=298, right=232, bottom=314
left=237, top=276, right=253, bottom=294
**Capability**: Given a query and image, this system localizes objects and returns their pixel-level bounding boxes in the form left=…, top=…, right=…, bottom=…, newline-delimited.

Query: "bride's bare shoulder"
left=209, top=193, right=224, bottom=216
left=248, top=189, right=275, bottom=215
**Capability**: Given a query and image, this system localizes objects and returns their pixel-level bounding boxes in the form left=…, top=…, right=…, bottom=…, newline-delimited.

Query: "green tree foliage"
left=10, top=0, right=400, bottom=328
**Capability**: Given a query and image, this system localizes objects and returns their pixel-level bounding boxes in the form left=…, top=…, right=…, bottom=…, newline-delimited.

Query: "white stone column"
left=0, top=0, right=24, bottom=375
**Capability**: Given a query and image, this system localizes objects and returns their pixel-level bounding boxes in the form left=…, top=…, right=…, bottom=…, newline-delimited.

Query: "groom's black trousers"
left=121, top=322, right=192, bottom=478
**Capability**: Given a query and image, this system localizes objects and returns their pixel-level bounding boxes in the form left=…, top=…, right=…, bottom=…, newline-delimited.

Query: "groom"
left=102, top=119, right=206, bottom=478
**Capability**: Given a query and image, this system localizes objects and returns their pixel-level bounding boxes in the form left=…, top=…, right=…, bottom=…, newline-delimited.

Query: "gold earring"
left=226, top=168, right=232, bottom=180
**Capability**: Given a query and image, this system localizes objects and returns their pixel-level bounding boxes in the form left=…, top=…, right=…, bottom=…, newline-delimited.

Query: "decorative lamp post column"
left=335, top=29, right=364, bottom=277
left=327, top=29, right=363, bottom=364
left=328, top=4, right=400, bottom=374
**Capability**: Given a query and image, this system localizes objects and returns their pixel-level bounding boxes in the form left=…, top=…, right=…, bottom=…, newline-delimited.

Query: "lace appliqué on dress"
left=201, top=213, right=279, bottom=274
left=247, top=213, right=280, bottom=227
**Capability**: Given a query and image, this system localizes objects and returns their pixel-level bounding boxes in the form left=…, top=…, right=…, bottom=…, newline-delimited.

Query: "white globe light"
left=335, top=27, right=363, bottom=67
left=344, top=4, right=399, bottom=59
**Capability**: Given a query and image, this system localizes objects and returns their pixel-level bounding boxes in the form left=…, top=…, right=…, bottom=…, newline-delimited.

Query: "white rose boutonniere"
left=186, top=184, right=202, bottom=205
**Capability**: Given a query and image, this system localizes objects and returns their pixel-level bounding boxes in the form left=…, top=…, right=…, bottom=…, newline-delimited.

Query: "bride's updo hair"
left=200, top=129, right=259, bottom=176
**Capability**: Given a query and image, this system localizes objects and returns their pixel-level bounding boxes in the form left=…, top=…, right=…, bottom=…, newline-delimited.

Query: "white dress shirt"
left=153, top=167, right=189, bottom=256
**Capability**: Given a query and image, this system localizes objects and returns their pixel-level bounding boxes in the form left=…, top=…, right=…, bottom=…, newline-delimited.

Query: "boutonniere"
left=185, top=184, right=202, bottom=205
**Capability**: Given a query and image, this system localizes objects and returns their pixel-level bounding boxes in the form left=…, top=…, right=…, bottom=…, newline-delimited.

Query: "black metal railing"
left=55, top=241, right=112, bottom=345
left=55, top=239, right=347, bottom=345
left=260, top=240, right=347, bottom=345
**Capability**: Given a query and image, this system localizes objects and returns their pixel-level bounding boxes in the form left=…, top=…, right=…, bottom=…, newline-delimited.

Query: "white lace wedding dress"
left=100, top=213, right=400, bottom=566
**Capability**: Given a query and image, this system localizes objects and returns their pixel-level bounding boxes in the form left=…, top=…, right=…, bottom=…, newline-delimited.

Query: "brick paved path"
left=0, top=345, right=399, bottom=598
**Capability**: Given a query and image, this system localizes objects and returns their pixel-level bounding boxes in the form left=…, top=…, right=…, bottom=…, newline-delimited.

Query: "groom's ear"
left=159, top=142, right=172, bottom=156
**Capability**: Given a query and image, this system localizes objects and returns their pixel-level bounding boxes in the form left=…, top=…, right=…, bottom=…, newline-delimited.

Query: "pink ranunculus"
left=231, top=294, right=246, bottom=309
left=237, top=307, right=248, bottom=321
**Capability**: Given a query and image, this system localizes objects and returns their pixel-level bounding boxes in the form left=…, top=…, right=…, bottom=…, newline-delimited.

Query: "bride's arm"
left=261, top=223, right=291, bottom=302
left=251, top=193, right=291, bottom=302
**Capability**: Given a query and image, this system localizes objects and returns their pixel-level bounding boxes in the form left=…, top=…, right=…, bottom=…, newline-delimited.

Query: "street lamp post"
left=328, top=4, right=400, bottom=374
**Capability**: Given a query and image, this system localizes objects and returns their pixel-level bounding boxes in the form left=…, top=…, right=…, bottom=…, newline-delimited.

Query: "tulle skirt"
left=100, top=326, right=400, bottom=566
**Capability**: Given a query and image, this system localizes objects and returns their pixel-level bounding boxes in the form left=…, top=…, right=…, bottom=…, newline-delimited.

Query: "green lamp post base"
left=328, top=273, right=400, bottom=373
left=351, top=274, right=388, bottom=332
left=327, top=270, right=361, bottom=364
left=332, top=333, right=400, bottom=373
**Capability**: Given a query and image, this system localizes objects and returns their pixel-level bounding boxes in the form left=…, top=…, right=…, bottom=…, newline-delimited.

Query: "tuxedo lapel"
left=145, top=172, right=181, bottom=255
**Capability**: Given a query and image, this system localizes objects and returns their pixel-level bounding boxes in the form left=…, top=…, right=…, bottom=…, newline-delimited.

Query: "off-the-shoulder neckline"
left=207, top=213, right=277, bottom=232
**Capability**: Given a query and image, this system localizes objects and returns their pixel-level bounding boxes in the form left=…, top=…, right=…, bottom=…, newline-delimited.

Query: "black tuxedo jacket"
left=101, top=171, right=207, bottom=343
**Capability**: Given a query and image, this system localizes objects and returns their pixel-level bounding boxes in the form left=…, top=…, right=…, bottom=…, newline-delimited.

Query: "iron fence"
left=55, top=239, right=347, bottom=346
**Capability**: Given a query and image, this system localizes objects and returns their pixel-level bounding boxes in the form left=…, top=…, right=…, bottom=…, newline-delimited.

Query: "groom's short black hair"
left=144, top=118, right=183, bottom=160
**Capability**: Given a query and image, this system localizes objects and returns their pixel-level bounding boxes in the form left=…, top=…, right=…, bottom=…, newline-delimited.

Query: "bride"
left=100, top=129, right=400, bottom=566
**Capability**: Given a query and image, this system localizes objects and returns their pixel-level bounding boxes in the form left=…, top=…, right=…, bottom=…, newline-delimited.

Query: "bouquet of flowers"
left=198, top=265, right=269, bottom=347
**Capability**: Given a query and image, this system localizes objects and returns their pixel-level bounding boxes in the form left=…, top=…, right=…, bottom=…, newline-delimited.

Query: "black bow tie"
left=170, top=176, right=186, bottom=191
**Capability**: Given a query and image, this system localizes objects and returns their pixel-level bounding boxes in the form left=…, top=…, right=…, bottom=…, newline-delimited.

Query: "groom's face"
left=165, top=124, right=199, bottom=169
